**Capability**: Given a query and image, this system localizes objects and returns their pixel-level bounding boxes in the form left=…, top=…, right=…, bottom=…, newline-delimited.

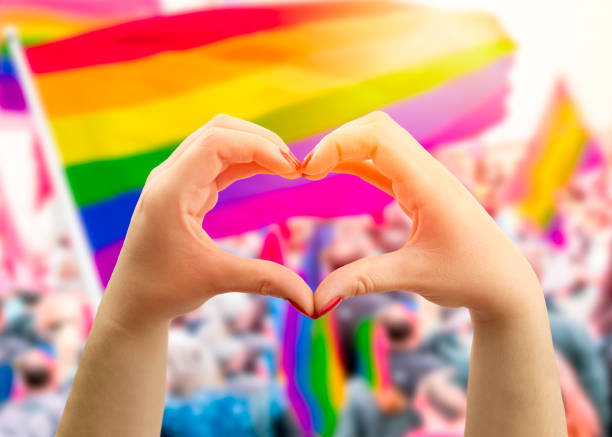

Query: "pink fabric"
left=0, top=0, right=161, bottom=17
left=32, top=137, right=54, bottom=209
left=0, top=176, right=24, bottom=281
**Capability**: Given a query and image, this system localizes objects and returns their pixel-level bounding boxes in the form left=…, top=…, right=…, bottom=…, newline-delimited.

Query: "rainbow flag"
left=507, top=81, right=596, bottom=228
left=23, top=2, right=515, bottom=285
left=0, top=0, right=160, bottom=110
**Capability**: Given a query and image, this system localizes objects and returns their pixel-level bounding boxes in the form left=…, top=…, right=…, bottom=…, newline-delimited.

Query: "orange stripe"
left=36, top=8, right=505, bottom=117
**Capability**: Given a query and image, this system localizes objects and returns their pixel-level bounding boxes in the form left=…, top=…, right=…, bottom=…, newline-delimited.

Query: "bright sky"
left=420, top=0, right=612, bottom=142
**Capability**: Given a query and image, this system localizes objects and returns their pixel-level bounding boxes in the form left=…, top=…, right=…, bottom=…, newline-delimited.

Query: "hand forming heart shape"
left=105, top=112, right=538, bottom=329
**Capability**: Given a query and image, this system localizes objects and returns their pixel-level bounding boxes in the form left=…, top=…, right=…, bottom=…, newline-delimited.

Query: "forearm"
left=57, top=287, right=169, bottom=437
left=465, top=282, right=567, bottom=437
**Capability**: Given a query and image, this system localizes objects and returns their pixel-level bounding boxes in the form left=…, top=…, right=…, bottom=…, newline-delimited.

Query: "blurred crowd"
left=0, top=141, right=612, bottom=437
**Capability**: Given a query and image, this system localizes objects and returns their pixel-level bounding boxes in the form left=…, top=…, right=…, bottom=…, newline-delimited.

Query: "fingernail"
left=301, top=151, right=314, bottom=172
left=281, top=150, right=300, bottom=170
left=288, top=299, right=310, bottom=318
left=315, top=297, right=342, bottom=319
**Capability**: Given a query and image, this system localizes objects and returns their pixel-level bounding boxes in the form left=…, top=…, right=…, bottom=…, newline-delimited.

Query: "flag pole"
left=5, top=27, right=103, bottom=305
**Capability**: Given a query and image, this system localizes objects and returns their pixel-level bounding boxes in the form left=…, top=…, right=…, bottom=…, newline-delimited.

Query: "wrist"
left=469, top=274, right=547, bottom=327
left=98, top=281, right=172, bottom=335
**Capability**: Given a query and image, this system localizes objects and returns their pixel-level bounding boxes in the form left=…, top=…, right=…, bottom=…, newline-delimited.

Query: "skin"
left=57, top=112, right=566, bottom=437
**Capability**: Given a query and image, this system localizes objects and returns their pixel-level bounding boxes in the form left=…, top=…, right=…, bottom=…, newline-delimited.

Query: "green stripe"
left=2, top=34, right=54, bottom=56
left=312, top=319, right=338, bottom=437
left=66, top=38, right=514, bottom=206
left=355, top=319, right=376, bottom=386
left=66, top=147, right=174, bottom=206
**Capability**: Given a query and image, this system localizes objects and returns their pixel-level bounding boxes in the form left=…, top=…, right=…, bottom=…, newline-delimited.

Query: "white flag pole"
left=5, top=27, right=103, bottom=305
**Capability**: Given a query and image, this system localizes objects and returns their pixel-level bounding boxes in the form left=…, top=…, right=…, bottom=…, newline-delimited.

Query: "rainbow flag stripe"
left=508, top=81, right=592, bottom=227
left=25, top=2, right=515, bottom=285
left=0, top=0, right=160, bottom=110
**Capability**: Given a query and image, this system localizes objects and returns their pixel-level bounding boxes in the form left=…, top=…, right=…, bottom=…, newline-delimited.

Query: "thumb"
left=313, top=247, right=427, bottom=318
left=220, top=254, right=315, bottom=317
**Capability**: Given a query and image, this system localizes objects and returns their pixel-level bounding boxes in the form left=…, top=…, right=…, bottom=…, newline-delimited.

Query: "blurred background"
left=1, top=1, right=612, bottom=436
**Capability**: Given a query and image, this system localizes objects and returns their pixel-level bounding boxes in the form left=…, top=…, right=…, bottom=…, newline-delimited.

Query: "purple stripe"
left=0, top=76, right=26, bottom=111
left=217, top=55, right=512, bottom=205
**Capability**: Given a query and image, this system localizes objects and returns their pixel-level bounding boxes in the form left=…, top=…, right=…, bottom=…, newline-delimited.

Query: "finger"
left=158, top=114, right=297, bottom=173
left=216, top=163, right=275, bottom=191
left=219, top=254, right=314, bottom=317
left=206, top=114, right=289, bottom=152
left=313, top=248, right=427, bottom=317
left=216, top=159, right=303, bottom=192
left=331, top=161, right=394, bottom=196
left=301, top=111, right=448, bottom=209
left=169, top=126, right=299, bottom=193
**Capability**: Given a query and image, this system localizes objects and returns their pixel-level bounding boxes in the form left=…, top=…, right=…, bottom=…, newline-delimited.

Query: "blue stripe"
left=79, top=174, right=315, bottom=250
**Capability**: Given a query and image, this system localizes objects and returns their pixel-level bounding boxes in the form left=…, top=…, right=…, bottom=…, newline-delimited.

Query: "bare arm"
left=56, top=115, right=311, bottom=437
left=302, top=111, right=567, bottom=436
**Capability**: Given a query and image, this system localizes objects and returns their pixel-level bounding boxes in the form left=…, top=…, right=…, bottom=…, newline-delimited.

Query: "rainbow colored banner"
left=0, top=0, right=160, bottom=110
left=507, top=81, right=596, bottom=228
left=24, top=2, right=515, bottom=286
left=282, top=224, right=345, bottom=436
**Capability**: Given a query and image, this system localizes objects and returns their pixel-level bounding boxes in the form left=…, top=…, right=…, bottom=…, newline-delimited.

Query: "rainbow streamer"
left=23, top=2, right=515, bottom=285
left=507, top=81, right=594, bottom=228
left=282, top=224, right=345, bottom=436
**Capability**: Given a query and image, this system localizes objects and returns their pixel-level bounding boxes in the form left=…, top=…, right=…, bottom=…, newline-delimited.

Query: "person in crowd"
left=548, top=298, right=610, bottom=430
left=0, top=348, right=68, bottom=437
left=0, top=290, right=51, bottom=403
left=556, top=353, right=602, bottom=437
left=420, top=308, right=472, bottom=390
left=34, top=291, right=91, bottom=387
left=162, top=334, right=298, bottom=437
left=334, top=304, right=464, bottom=437
left=405, top=369, right=467, bottom=437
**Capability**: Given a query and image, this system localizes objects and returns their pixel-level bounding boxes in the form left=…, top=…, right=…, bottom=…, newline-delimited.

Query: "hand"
left=302, top=111, right=541, bottom=322
left=103, top=115, right=314, bottom=328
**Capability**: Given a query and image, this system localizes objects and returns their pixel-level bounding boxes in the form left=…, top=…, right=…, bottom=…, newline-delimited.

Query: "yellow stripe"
left=47, top=24, right=510, bottom=165
left=520, top=98, right=587, bottom=225
left=1, top=9, right=112, bottom=40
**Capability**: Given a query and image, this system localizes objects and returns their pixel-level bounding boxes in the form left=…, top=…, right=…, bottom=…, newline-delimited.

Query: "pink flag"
left=0, top=176, right=24, bottom=280
left=32, top=137, right=54, bottom=209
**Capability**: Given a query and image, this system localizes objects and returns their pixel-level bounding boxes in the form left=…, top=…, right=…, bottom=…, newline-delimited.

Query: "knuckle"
left=145, top=164, right=162, bottom=183
left=256, top=277, right=274, bottom=297
left=367, top=110, right=392, bottom=123
left=200, top=126, right=226, bottom=150
left=353, top=274, right=375, bottom=297
left=138, top=178, right=171, bottom=218
left=209, top=113, right=231, bottom=125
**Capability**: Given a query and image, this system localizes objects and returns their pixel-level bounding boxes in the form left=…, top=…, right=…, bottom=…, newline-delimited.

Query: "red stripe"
left=26, top=1, right=407, bottom=74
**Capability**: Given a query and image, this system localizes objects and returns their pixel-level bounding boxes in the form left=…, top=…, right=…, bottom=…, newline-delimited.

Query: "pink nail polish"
left=315, top=297, right=342, bottom=319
